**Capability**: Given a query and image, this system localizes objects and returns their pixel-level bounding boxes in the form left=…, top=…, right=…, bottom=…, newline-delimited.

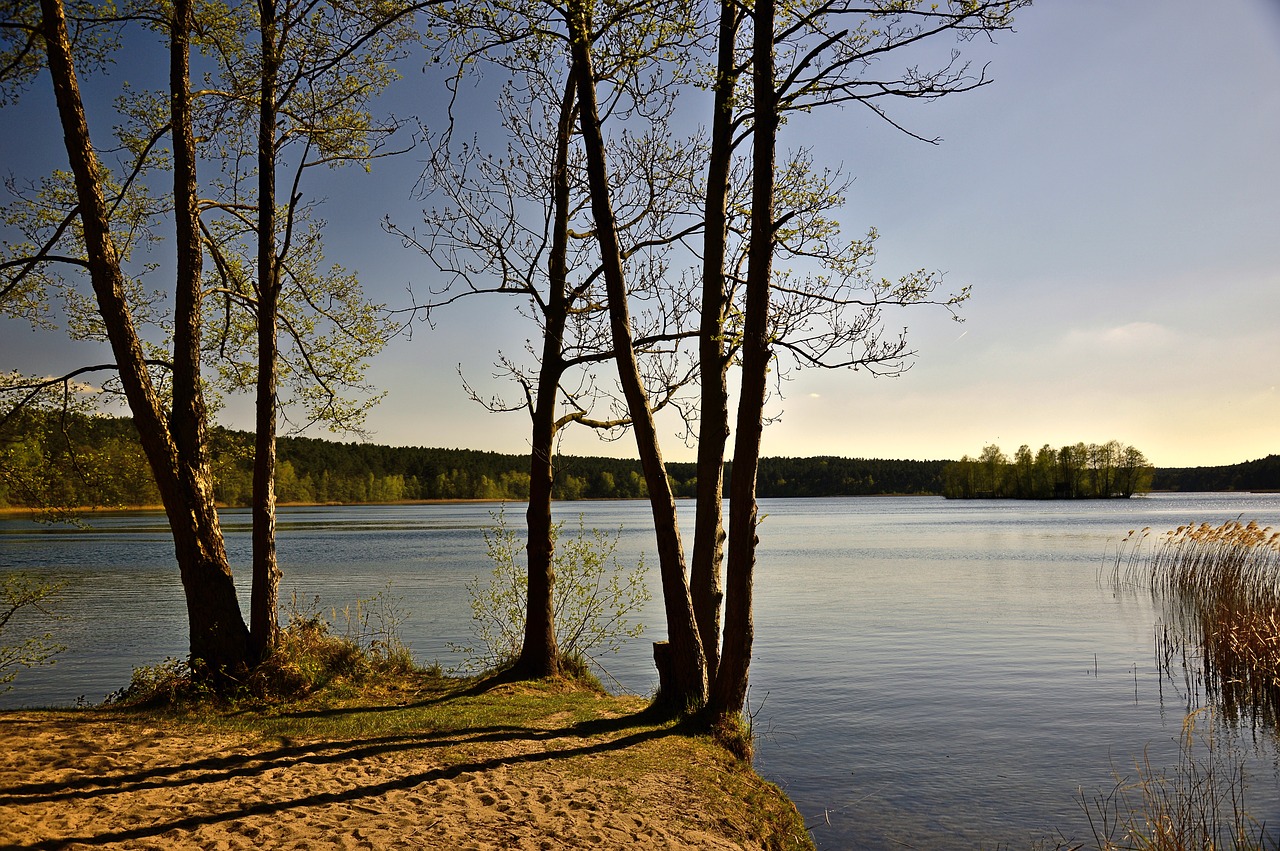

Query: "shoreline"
left=3, top=490, right=1273, bottom=519
left=0, top=492, right=955, bottom=518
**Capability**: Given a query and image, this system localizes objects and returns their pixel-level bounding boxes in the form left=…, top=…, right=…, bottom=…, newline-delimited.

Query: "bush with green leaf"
left=453, top=509, right=650, bottom=683
left=0, top=572, right=65, bottom=692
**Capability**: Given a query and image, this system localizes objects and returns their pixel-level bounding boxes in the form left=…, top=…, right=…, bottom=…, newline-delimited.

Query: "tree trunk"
left=169, top=0, right=206, bottom=477
left=567, top=0, right=706, bottom=712
left=521, top=415, right=559, bottom=677
left=712, top=0, right=777, bottom=722
left=690, top=0, right=741, bottom=685
left=39, top=0, right=250, bottom=675
left=515, top=75, right=578, bottom=680
left=250, top=0, right=282, bottom=660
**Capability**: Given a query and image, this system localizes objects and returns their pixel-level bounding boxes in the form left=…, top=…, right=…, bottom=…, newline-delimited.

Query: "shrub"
left=109, top=587, right=415, bottom=707
left=452, top=508, right=650, bottom=683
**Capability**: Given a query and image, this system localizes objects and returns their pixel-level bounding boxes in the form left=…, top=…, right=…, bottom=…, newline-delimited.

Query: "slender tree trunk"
left=690, top=0, right=741, bottom=685
left=521, top=399, right=559, bottom=677
left=566, top=1, right=706, bottom=711
left=516, top=77, right=578, bottom=680
left=39, top=0, right=250, bottom=675
left=250, top=0, right=282, bottom=659
left=169, top=0, right=205, bottom=473
left=713, top=0, right=777, bottom=721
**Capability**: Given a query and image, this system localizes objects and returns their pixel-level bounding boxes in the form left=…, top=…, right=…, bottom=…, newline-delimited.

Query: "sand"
left=0, top=697, right=777, bottom=850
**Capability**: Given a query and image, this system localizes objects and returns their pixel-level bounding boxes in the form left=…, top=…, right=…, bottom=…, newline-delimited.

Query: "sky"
left=2, top=0, right=1278, bottom=468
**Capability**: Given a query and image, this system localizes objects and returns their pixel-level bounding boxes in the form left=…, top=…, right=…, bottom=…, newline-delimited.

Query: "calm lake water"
left=3, top=493, right=1280, bottom=848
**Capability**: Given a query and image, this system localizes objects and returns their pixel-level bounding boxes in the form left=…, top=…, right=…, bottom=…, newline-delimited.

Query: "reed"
left=1111, top=520, right=1280, bottom=728
left=1074, top=709, right=1276, bottom=850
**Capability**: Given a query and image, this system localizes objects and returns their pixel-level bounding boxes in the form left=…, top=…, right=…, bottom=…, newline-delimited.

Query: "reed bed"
left=1071, top=709, right=1277, bottom=851
left=1111, top=520, right=1280, bottom=728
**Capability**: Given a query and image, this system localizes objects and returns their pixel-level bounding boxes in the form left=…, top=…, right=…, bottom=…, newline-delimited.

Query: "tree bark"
left=690, top=0, right=741, bottom=685
left=566, top=0, right=706, bottom=712
left=39, top=0, right=250, bottom=675
left=712, top=0, right=777, bottom=721
left=250, top=0, right=282, bottom=660
left=515, top=76, right=579, bottom=681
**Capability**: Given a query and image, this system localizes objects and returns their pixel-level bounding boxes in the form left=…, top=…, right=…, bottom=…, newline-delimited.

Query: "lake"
left=3, top=493, right=1280, bottom=848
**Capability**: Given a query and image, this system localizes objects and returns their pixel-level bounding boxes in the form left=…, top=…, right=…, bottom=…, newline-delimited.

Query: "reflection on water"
left=3, top=493, right=1280, bottom=848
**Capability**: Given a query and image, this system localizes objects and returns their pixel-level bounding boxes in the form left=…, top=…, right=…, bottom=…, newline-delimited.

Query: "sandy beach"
left=0, top=682, right=810, bottom=850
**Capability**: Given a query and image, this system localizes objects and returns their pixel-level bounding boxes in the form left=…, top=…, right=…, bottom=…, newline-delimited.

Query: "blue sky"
left=3, top=0, right=1278, bottom=467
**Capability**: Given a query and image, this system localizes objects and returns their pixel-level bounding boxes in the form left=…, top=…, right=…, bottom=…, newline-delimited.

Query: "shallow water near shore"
left=4, top=493, right=1280, bottom=848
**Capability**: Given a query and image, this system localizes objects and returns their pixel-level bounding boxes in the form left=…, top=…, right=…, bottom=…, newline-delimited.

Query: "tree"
left=702, top=0, right=1029, bottom=725
left=405, top=0, right=701, bottom=679
left=195, top=0, right=418, bottom=657
left=356, top=0, right=1022, bottom=718
left=942, top=454, right=977, bottom=498
left=2, top=0, right=252, bottom=674
left=2, top=0, right=415, bottom=674
left=1059, top=442, right=1087, bottom=499
left=550, top=0, right=1026, bottom=719
left=978, top=443, right=1008, bottom=497
left=1032, top=444, right=1056, bottom=499
left=565, top=0, right=711, bottom=709
left=1116, top=444, right=1154, bottom=498
left=1012, top=444, right=1034, bottom=498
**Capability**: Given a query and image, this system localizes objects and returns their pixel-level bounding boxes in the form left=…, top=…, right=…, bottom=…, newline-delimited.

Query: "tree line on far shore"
left=942, top=441, right=1154, bottom=499
left=5, top=413, right=1276, bottom=510
left=0, top=412, right=949, bottom=508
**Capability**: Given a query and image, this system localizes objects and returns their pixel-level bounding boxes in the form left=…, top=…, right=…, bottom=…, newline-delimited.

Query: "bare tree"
left=563, top=0, right=711, bottom=709
left=704, top=0, right=1030, bottom=724
left=558, top=0, right=1025, bottom=719
left=395, top=0, right=702, bottom=678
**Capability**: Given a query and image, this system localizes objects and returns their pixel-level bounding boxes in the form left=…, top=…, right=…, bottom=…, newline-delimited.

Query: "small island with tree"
left=942, top=441, right=1154, bottom=499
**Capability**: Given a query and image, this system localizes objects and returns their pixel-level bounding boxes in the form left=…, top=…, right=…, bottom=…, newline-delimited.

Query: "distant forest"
left=1152, top=455, right=1280, bottom=494
left=1, top=412, right=1276, bottom=509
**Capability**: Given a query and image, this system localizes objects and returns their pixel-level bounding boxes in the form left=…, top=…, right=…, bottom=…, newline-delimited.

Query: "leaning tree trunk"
left=712, top=0, right=777, bottom=722
left=567, top=1, right=707, bottom=712
left=39, top=0, right=251, bottom=675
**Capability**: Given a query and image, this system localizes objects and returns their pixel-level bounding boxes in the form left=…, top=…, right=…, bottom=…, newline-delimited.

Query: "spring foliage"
left=943, top=441, right=1153, bottom=499
left=0, top=573, right=65, bottom=692
left=453, top=510, right=649, bottom=678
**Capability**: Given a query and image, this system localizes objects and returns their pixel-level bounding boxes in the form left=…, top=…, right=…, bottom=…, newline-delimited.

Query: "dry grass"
left=1084, top=521, right=1280, bottom=850
left=1071, top=710, right=1277, bottom=851
left=1111, top=520, right=1280, bottom=727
